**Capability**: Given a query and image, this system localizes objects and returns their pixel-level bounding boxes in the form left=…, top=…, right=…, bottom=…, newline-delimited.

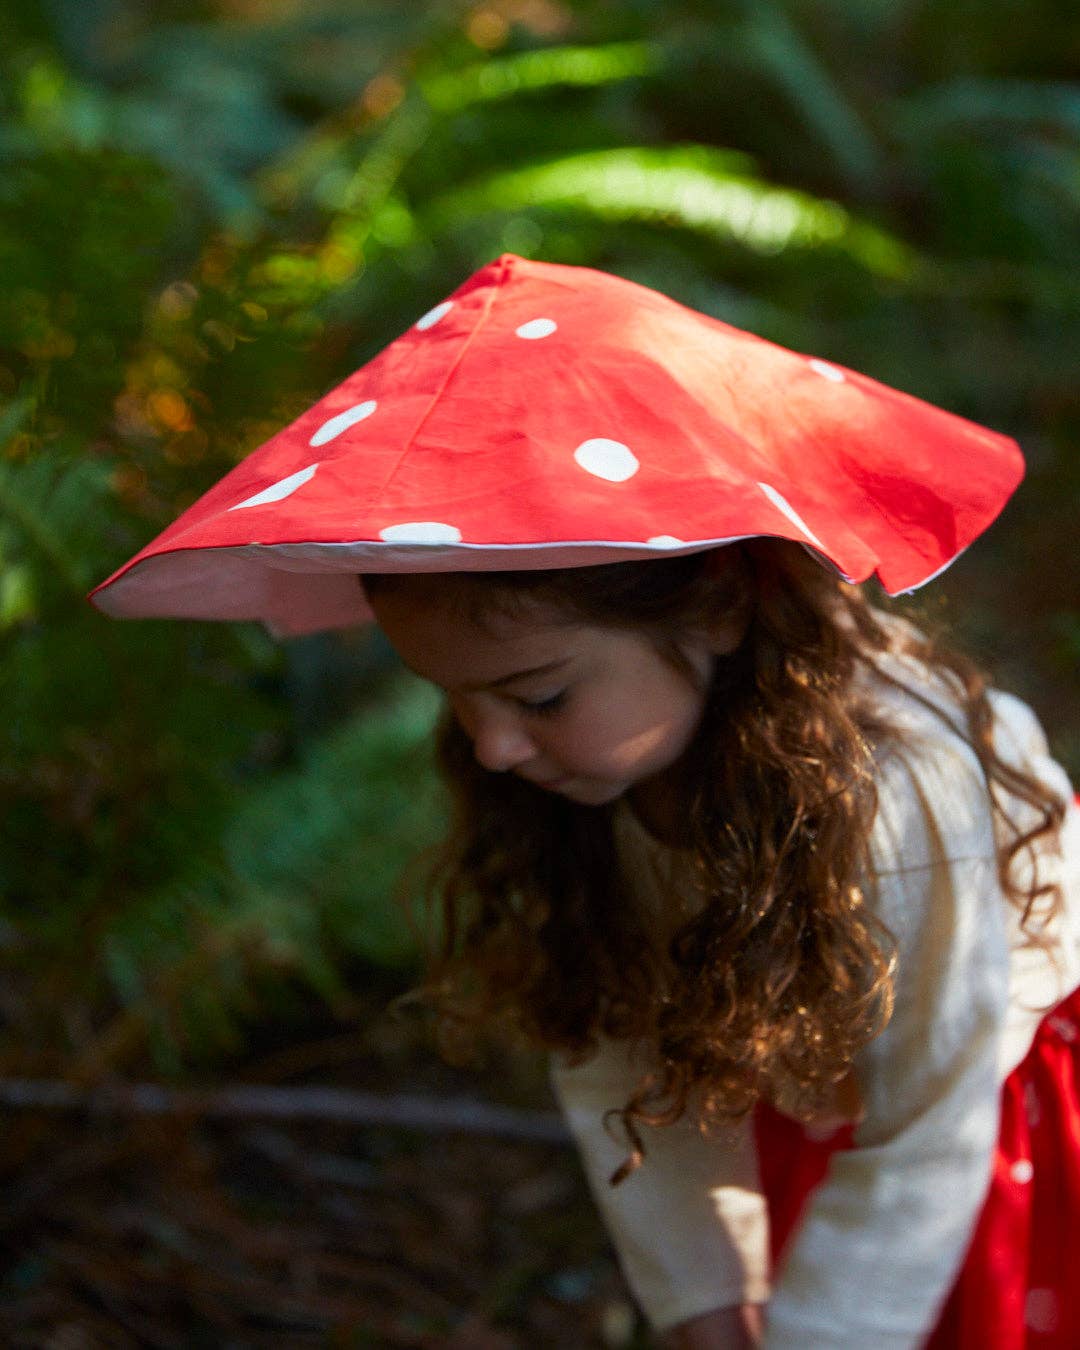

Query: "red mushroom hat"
left=91, top=253, right=1024, bottom=636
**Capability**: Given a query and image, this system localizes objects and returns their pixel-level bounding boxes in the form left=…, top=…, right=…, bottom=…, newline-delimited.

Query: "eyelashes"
left=517, top=690, right=568, bottom=717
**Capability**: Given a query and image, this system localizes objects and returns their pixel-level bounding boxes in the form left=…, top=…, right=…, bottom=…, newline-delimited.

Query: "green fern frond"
left=0, top=451, right=113, bottom=595
left=892, top=78, right=1080, bottom=140
left=419, top=41, right=658, bottom=113
left=97, top=678, right=442, bottom=1069
left=427, top=145, right=913, bottom=275
left=732, top=0, right=883, bottom=192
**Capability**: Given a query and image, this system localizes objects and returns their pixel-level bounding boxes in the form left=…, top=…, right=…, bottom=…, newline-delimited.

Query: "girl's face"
left=369, top=580, right=739, bottom=822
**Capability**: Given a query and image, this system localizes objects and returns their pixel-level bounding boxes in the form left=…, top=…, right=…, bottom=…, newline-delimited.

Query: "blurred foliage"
left=0, top=0, right=1077, bottom=1081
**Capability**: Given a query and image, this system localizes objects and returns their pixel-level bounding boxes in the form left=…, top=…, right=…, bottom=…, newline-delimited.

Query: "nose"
left=464, top=704, right=538, bottom=774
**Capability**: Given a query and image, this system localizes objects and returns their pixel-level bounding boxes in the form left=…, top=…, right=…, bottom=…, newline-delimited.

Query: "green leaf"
left=0, top=451, right=112, bottom=594
left=733, top=0, right=883, bottom=193
left=419, top=41, right=659, bottom=113
left=427, top=145, right=913, bottom=274
left=94, top=676, right=443, bottom=1067
left=0, top=561, right=36, bottom=629
left=221, top=677, right=443, bottom=970
left=892, top=78, right=1080, bottom=140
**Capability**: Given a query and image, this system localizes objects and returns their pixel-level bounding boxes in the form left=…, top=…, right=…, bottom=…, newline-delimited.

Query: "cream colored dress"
left=551, top=658, right=1080, bottom=1348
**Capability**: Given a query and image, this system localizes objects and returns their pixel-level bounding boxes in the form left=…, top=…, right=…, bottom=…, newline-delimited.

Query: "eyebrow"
left=458, top=657, right=572, bottom=693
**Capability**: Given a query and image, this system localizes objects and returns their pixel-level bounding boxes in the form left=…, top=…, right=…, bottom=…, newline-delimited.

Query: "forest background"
left=1, top=0, right=1078, bottom=1344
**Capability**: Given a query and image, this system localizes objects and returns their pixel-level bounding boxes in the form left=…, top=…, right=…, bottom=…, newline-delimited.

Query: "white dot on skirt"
left=573, top=438, right=640, bottom=483
left=515, top=318, right=557, bottom=339
left=228, top=463, right=318, bottom=510
left=1025, top=1289, right=1059, bottom=1333
left=1010, top=1159, right=1034, bottom=1184
left=378, top=521, right=463, bottom=544
left=646, top=536, right=685, bottom=549
left=415, top=301, right=453, bottom=331
left=309, top=400, right=377, bottom=447
left=808, top=358, right=846, bottom=383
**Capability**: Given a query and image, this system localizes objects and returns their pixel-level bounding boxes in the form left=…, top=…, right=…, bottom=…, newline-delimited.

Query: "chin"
left=557, top=779, right=626, bottom=805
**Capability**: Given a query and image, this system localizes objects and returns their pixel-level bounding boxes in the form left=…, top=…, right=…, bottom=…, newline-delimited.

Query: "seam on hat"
left=370, top=253, right=509, bottom=514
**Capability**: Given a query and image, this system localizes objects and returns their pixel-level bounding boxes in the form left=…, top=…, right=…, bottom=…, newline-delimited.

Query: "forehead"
left=366, top=577, right=589, bottom=689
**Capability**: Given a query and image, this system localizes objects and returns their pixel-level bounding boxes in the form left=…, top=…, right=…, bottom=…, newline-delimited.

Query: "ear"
left=708, top=614, right=749, bottom=655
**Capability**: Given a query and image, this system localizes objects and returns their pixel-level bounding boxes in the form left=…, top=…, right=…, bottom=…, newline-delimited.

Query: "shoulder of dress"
left=862, top=658, right=1073, bottom=873
left=868, top=734, right=996, bottom=879
left=860, top=658, right=994, bottom=877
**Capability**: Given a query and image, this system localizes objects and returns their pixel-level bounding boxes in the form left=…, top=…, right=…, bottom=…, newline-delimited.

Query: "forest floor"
left=0, top=988, right=650, bottom=1350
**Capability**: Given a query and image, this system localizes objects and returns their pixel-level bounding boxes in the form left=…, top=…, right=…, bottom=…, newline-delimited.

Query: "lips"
left=523, top=773, right=570, bottom=790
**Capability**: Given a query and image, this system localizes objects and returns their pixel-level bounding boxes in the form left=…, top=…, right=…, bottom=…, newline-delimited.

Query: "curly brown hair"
left=363, top=539, right=1065, bottom=1178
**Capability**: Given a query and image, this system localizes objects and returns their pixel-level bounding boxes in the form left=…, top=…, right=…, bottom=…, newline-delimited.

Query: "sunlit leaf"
left=419, top=40, right=658, bottom=112
left=428, top=145, right=913, bottom=274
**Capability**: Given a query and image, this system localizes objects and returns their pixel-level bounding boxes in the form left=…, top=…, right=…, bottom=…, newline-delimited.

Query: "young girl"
left=361, top=543, right=1079, bottom=1349
left=92, top=255, right=1080, bottom=1347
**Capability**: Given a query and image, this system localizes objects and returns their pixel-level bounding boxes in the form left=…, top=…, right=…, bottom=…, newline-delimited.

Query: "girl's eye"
left=517, top=690, right=567, bottom=717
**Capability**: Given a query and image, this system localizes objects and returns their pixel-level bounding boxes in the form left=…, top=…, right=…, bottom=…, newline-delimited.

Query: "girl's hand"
left=660, top=1304, right=764, bottom=1349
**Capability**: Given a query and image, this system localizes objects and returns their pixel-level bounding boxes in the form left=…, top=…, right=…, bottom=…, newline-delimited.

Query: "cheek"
left=632, top=678, right=707, bottom=764
left=611, top=730, right=679, bottom=774
left=563, top=684, right=702, bottom=772
left=545, top=706, right=628, bottom=771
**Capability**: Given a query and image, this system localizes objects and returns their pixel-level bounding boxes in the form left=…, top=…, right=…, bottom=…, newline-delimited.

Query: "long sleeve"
left=765, top=734, right=1010, bottom=1347
left=551, top=1040, right=770, bottom=1329
left=551, top=791, right=774, bottom=1331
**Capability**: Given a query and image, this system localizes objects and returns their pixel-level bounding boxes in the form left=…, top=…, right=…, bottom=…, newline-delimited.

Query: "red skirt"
left=754, top=984, right=1080, bottom=1347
